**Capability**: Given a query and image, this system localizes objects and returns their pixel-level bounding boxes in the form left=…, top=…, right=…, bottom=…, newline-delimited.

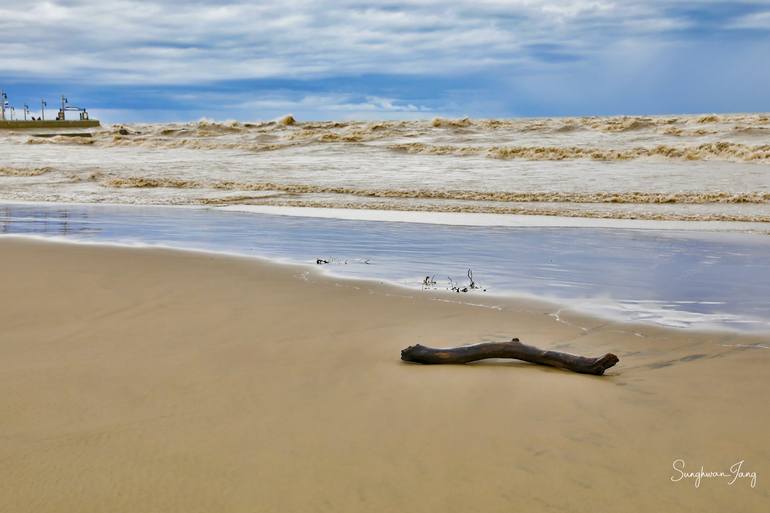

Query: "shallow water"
left=2, top=202, right=770, bottom=332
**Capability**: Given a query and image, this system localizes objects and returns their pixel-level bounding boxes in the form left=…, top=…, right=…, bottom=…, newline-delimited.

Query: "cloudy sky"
left=1, top=1, right=769, bottom=122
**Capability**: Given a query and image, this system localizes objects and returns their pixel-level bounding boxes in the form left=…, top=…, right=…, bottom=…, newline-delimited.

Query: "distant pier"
left=0, top=119, right=100, bottom=129
left=1, top=92, right=99, bottom=129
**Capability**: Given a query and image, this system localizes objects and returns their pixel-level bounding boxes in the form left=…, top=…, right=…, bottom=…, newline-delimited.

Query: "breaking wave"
left=16, top=112, right=770, bottom=158
left=732, top=126, right=770, bottom=135
left=431, top=117, right=473, bottom=128
left=0, top=166, right=53, bottom=176
left=4, top=112, right=770, bottom=225
left=26, top=135, right=95, bottom=145
left=389, top=142, right=770, bottom=162
left=102, top=176, right=770, bottom=205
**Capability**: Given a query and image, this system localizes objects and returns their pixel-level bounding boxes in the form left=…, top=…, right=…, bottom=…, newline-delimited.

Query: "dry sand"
left=0, top=238, right=767, bottom=512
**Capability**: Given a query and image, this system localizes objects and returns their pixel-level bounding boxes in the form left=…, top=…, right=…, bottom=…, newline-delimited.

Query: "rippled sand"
left=1, top=113, right=769, bottom=222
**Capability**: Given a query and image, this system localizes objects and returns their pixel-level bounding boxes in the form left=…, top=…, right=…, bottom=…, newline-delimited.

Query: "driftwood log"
left=401, top=338, right=619, bottom=376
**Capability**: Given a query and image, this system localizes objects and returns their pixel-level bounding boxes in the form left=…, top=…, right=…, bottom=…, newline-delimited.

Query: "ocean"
left=2, top=113, right=770, bottom=332
left=1, top=113, right=769, bottom=224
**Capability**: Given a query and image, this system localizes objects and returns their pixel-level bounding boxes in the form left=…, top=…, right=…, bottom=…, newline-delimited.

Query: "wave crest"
left=431, top=117, right=473, bottom=128
left=100, top=176, right=770, bottom=205
left=0, top=166, right=53, bottom=176
left=388, top=142, right=770, bottom=162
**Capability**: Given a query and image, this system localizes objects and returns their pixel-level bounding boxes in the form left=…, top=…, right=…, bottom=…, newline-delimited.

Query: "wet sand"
left=0, top=238, right=767, bottom=512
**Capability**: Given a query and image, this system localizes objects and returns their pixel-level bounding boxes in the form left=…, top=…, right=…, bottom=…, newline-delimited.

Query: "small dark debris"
left=447, top=269, right=482, bottom=293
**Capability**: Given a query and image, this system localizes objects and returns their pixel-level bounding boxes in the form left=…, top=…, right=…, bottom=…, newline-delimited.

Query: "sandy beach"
left=0, top=238, right=770, bottom=513
left=3, top=0, right=769, bottom=511
left=1, top=237, right=767, bottom=512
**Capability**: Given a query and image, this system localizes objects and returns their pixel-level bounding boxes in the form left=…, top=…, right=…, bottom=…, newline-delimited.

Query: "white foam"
left=216, top=205, right=770, bottom=232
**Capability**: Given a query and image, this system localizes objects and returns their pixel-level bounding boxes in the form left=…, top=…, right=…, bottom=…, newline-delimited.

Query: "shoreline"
left=3, top=231, right=769, bottom=336
left=0, top=232, right=634, bottom=329
left=4, top=198, right=770, bottom=334
left=1, top=237, right=767, bottom=512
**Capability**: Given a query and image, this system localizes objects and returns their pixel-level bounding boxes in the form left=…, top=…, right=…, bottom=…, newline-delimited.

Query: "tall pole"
left=41, top=99, right=46, bottom=120
left=1, top=91, right=6, bottom=121
left=24, top=104, right=29, bottom=121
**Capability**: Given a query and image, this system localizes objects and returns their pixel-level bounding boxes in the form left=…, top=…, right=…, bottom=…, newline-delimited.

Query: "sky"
left=1, top=0, right=769, bottom=122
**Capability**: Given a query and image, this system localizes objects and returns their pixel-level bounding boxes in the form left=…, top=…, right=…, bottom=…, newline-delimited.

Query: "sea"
left=2, top=113, right=770, bottom=332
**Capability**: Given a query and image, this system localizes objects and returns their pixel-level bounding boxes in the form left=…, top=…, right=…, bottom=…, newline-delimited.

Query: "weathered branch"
left=401, top=338, right=619, bottom=376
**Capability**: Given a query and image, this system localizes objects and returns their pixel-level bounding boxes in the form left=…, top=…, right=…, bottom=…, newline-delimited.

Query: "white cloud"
left=236, top=93, right=424, bottom=112
left=0, top=0, right=737, bottom=85
left=728, top=10, right=770, bottom=29
left=2, top=1, right=768, bottom=119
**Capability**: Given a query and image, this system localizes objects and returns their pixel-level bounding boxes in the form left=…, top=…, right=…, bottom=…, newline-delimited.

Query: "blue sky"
left=1, top=0, right=769, bottom=122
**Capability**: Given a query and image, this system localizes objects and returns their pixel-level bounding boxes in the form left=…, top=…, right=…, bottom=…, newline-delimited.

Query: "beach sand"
left=1, top=238, right=767, bottom=512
